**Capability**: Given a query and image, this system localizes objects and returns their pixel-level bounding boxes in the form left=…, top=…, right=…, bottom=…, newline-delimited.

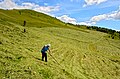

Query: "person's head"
left=47, top=44, right=51, bottom=47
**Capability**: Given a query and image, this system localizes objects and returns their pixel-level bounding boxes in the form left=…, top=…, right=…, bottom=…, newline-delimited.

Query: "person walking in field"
left=41, top=44, right=51, bottom=62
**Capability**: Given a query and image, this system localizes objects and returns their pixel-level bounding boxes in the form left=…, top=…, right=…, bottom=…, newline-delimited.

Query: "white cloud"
left=90, top=14, right=107, bottom=22
left=108, top=10, right=120, bottom=20
left=34, top=5, right=60, bottom=13
left=56, top=15, right=99, bottom=26
left=77, top=7, right=120, bottom=26
left=0, top=0, right=60, bottom=14
left=83, top=0, right=107, bottom=7
left=0, top=0, right=17, bottom=9
left=77, top=21, right=92, bottom=26
left=57, top=7, right=120, bottom=27
left=57, top=15, right=94, bottom=26
left=89, top=8, right=120, bottom=24
left=44, top=3, right=48, bottom=6
left=57, top=15, right=77, bottom=24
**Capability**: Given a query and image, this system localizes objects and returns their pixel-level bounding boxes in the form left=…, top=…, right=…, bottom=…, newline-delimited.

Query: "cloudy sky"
left=0, top=0, right=120, bottom=31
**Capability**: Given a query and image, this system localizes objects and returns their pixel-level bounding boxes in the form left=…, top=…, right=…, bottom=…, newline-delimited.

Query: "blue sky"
left=0, top=0, right=120, bottom=31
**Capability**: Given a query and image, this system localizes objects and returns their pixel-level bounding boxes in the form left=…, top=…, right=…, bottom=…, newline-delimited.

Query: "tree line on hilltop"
left=87, top=26, right=120, bottom=39
left=67, top=23, right=120, bottom=40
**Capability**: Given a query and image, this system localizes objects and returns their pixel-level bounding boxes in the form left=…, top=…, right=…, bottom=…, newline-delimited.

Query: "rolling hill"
left=0, top=9, right=120, bottom=79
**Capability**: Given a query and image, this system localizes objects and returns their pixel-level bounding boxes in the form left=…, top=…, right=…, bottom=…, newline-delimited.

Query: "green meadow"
left=0, top=9, right=120, bottom=79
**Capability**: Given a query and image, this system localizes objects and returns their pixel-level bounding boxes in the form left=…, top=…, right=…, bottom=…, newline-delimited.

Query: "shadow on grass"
left=32, top=55, right=41, bottom=61
left=28, top=53, right=42, bottom=61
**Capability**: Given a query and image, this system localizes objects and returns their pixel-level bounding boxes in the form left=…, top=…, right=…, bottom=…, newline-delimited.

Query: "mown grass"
left=0, top=9, right=120, bottom=79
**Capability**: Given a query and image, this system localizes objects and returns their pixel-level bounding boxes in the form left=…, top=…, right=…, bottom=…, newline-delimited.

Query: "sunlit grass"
left=0, top=9, right=120, bottom=79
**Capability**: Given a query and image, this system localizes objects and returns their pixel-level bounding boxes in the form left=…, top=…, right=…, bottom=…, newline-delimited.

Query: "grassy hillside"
left=0, top=9, right=81, bottom=30
left=0, top=9, right=120, bottom=79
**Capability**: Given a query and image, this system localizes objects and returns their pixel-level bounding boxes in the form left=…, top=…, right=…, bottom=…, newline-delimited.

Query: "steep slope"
left=0, top=9, right=80, bottom=30
left=0, top=9, right=63, bottom=27
left=0, top=9, right=120, bottom=79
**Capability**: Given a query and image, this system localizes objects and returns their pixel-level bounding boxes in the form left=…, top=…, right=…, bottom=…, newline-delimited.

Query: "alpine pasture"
left=0, top=9, right=120, bottom=79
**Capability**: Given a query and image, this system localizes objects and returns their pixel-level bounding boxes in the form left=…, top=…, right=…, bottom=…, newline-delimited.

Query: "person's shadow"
left=32, top=55, right=41, bottom=60
left=35, top=57, right=41, bottom=60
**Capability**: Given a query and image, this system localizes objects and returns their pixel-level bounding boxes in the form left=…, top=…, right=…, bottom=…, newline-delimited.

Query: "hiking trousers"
left=42, top=53, right=47, bottom=62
